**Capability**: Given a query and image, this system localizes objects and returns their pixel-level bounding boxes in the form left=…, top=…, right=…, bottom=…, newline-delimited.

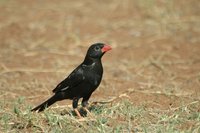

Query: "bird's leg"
left=72, top=98, right=82, bottom=118
left=74, top=108, right=82, bottom=118
left=82, top=100, right=92, bottom=116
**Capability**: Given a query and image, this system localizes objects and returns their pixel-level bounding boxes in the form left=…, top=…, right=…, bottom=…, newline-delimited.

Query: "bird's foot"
left=74, top=108, right=82, bottom=118
left=83, top=107, right=95, bottom=118
left=74, top=107, right=95, bottom=120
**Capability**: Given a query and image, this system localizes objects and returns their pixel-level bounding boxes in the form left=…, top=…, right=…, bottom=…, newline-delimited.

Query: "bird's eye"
left=94, top=46, right=100, bottom=51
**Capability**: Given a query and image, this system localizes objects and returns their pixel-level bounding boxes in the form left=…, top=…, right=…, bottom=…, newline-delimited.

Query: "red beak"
left=101, top=45, right=112, bottom=53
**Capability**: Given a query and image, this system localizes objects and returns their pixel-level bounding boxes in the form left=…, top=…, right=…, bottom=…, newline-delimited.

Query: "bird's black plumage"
left=31, top=43, right=111, bottom=115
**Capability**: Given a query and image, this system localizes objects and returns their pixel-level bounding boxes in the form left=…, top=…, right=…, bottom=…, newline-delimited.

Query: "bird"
left=31, top=43, right=111, bottom=118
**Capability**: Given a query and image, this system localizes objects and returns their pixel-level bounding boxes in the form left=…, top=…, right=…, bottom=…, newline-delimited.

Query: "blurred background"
left=0, top=0, right=200, bottom=131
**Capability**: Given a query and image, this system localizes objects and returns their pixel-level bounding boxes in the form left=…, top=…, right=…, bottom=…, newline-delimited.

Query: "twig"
left=170, top=101, right=199, bottom=111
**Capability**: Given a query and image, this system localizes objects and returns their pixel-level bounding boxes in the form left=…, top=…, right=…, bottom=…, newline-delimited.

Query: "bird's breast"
left=84, top=69, right=102, bottom=91
left=82, top=61, right=103, bottom=87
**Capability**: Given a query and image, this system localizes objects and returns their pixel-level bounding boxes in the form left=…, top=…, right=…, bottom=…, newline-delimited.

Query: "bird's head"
left=86, top=43, right=112, bottom=59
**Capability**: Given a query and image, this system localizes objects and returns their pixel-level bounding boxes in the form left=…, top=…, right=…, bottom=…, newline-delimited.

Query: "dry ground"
left=0, top=0, right=200, bottom=132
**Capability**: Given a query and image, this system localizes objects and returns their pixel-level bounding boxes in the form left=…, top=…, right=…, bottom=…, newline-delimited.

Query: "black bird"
left=31, top=43, right=111, bottom=118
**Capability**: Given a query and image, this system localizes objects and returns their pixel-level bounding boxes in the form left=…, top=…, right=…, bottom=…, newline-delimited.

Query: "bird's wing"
left=52, top=65, right=85, bottom=93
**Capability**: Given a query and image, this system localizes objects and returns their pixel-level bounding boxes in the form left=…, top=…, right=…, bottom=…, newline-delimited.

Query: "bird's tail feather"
left=31, top=95, right=58, bottom=112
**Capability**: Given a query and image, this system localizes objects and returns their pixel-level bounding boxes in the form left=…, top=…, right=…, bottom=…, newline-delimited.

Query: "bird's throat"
left=83, top=56, right=101, bottom=66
